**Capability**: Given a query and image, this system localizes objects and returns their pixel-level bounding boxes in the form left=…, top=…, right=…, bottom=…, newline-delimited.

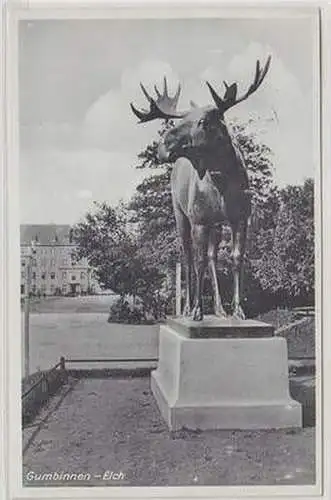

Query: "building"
left=20, top=224, right=99, bottom=296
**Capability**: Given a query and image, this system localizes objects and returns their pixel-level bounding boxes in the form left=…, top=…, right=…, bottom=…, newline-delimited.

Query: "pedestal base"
left=151, top=321, right=302, bottom=430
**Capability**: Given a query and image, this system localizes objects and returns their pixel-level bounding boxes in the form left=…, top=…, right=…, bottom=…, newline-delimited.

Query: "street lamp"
left=23, top=240, right=36, bottom=378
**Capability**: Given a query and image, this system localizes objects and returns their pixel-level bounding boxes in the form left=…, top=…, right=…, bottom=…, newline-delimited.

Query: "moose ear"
left=224, top=83, right=237, bottom=103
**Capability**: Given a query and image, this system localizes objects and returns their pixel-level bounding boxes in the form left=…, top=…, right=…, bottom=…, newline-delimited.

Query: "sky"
left=19, top=15, right=318, bottom=224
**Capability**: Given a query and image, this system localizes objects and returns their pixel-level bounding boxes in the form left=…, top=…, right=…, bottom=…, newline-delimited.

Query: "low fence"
left=292, top=306, right=315, bottom=319
left=22, top=358, right=67, bottom=425
left=22, top=356, right=158, bottom=425
left=64, top=357, right=158, bottom=365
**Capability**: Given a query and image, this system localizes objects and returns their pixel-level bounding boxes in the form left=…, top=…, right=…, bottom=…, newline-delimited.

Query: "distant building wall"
left=20, top=225, right=100, bottom=296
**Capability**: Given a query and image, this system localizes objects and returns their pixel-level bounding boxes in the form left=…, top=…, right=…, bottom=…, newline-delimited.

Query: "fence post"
left=24, top=255, right=31, bottom=378
left=60, top=356, right=65, bottom=370
left=175, top=262, right=181, bottom=317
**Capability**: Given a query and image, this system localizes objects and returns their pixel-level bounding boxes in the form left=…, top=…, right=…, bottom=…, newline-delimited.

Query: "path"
left=23, top=376, right=316, bottom=487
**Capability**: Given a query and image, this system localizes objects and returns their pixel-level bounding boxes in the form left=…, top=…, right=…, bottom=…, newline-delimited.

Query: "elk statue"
left=131, top=56, right=271, bottom=321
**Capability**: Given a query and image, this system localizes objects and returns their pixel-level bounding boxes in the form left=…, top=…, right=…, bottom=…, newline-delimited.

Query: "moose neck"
left=186, top=138, right=242, bottom=178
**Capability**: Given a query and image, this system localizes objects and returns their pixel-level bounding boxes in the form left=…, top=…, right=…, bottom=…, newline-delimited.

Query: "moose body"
left=169, top=141, right=251, bottom=320
left=131, top=57, right=271, bottom=320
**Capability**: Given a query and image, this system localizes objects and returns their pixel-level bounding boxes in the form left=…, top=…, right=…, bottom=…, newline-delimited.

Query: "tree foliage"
left=73, top=202, right=166, bottom=314
left=254, top=179, right=314, bottom=304
left=230, top=120, right=275, bottom=213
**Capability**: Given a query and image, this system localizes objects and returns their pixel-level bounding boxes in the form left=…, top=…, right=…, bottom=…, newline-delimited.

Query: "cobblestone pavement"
left=23, top=377, right=316, bottom=487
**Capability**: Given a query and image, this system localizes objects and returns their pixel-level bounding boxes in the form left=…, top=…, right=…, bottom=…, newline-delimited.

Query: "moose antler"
left=130, top=76, right=186, bottom=123
left=206, top=55, right=271, bottom=114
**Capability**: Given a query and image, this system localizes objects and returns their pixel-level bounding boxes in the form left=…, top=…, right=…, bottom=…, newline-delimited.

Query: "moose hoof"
left=232, top=306, right=246, bottom=320
left=191, top=305, right=203, bottom=321
left=215, top=308, right=227, bottom=319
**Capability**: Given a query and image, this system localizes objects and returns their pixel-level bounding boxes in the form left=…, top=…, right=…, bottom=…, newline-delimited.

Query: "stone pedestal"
left=151, top=317, right=302, bottom=430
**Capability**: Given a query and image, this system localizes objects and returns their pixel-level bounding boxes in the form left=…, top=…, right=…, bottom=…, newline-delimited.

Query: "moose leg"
left=182, top=234, right=193, bottom=317
left=208, top=227, right=227, bottom=318
left=231, top=220, right=247, bottom=320
left=175, top=208, right=192, bottom=316
left=191, top=224, right=209, bottom=321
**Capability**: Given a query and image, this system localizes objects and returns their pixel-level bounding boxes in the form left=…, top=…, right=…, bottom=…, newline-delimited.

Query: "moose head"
left=131, top=56, right=271, bottom=179
left=131, top=57, right=271, bottom=321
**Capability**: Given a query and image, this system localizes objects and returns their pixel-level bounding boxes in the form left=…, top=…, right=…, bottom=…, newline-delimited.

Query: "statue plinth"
left=151, top=317, right=302, bottom=431
left=167, top=315, right=274, bottom=338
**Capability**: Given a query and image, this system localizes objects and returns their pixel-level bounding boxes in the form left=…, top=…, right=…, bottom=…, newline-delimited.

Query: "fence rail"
left=22, top=357, right=67, bottom=425
left=64, top=357, right=158, bottom=364
left=22, top=358, right=65, bottom=400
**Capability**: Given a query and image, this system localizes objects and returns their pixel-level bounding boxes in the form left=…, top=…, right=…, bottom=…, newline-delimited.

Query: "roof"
left=20, top=224, right=73, bottom=246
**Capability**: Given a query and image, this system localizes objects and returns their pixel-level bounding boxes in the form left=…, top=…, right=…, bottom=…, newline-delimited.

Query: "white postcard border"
left=1, top=1, right=329, bottom=500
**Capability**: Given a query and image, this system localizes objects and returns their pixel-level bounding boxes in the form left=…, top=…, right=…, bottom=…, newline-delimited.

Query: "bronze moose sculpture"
left=131, top=56, right=271, bottom=320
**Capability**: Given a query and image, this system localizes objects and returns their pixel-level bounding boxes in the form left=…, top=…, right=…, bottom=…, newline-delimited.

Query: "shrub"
left=108, top=295, right=156, bottom=325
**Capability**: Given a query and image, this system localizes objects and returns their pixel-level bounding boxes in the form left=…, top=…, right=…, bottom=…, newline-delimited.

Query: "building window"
left=62, top=271, right=67, bottom=279
left=41, top=272, right=46, bottom=280
left=50, top=272, right=55, bottom=279
left=21, top=285, right=25, bottom=295
left=71, top=252, right=77, bottom=265
left=32, top=258, right=37, bottom=267
left=22, top=261, right=26, bottom=267
left=80, top=272, right=85, bottom=280
left=21, top=271, right=25, bottom=279
left=32, top=272, right=36, bottom=280
left=71, top=275, right=76, bottom=281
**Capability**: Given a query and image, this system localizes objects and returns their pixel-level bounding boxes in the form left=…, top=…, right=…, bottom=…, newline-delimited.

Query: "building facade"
left=20, top=225, right=99, bottom=296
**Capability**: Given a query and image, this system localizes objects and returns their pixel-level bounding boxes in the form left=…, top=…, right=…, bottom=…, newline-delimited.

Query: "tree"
left=254, top=178, right=314, bottom=305
left=135, top=119, right=175, bottom=170
left=230, top=119, right=275, bottom=213
left=73, top=202, right=169, bottom=319
left=73, top=202, right=129, bottom=293
left=129, top=120, right=179, bottom=276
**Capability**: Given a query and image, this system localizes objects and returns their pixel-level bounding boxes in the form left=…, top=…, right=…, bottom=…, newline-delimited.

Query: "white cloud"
left=121, top=59, right=180, bottom=98
left=82, top=59, right=182, bottom=154
left=20, top=148, right=146, bottom=224
left=221, top=43, right=313, bottom=187
left=20, top=50, right=315, bottom=224
left=77, top=189, right=93, bottom=200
